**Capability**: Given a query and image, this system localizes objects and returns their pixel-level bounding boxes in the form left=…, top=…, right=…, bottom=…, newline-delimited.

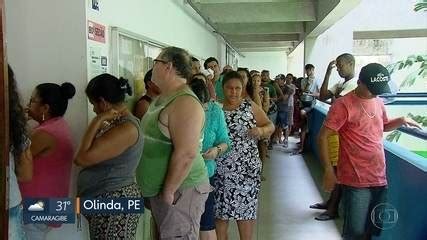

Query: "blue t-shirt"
left=202, top=101, right=230, bottom=177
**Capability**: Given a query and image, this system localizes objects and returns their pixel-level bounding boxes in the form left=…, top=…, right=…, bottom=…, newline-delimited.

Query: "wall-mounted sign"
left=89, top=46, right=108, bottom=79
left=88, top=20, right=105, bottom=43
left=91, top=0, right=100, bottom=11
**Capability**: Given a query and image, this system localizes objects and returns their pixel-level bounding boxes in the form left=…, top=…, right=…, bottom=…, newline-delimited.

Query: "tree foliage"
left=386, top=54, right=427, bottom=89
left=414, top=0, right=427, bottom=12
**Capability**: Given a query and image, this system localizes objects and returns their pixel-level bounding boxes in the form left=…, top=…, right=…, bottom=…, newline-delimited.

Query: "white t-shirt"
left=302, top=76, right=322, bottom=95
left=9, top=152, right=21, bottom=208
left=329, top=78, right=357, bottom=97
left=8, top=139, right=30, bottom=208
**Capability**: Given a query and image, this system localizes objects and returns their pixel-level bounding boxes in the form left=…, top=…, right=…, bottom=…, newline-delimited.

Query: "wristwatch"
left=216, top=145, right=222, bottom=155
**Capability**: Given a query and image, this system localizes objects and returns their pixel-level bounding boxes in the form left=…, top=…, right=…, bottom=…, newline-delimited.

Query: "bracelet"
left=216, top=145, right=222, bottom=156
left=259, top=127, right=264, bottom=138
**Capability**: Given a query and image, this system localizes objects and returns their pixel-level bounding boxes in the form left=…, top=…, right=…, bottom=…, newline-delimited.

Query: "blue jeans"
left=9, top=204, right=26, bottom=240
left=23, top=223, right=51, bottom=240
left=342, top=185, right=387, bottom=240
left=200, top=177, right=215, bottom=231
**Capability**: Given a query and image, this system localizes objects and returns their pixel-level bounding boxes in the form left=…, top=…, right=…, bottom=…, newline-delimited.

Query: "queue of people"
left=6, top=47, right=422, bottom=240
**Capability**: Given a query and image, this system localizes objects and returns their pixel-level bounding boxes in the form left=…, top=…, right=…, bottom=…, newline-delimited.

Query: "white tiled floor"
left=45, top=138, right=342, bottom=240
left=227, top=137, right=342, bottom=240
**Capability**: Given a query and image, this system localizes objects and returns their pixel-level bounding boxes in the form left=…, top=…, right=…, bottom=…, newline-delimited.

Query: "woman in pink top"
left=20, top=82, right=75, bottom=240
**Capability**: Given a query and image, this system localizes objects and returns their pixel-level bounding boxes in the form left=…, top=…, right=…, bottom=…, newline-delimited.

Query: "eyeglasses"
left=29, top=98, right=42, bottom=104
left=153, top=59, right=169, bottom=64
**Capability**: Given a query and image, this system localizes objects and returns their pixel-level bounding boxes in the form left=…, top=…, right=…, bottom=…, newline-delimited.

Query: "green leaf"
left=404, top=59, right=413, bottom=68
left=407, top=113, right=427, bottom=127
left=400, top=71, right=418, bottom=88
left=386, top=130, right=402, bottom=142
left=414, top=1, right=427, bottom=12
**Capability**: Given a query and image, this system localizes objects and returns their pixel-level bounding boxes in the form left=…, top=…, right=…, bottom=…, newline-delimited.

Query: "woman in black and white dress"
left=214, top=71, right=275, bottom=240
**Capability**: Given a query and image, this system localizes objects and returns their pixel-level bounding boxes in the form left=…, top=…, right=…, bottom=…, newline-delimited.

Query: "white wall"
left=86, top=0, right=221, bottom=62
left=303, top=0, right=427, bottom=86
left=239, top=51, right=287, bottom=77
left=5, top=0, right=88, bottom=145
left=5, top=0, right=228, bottom=239
left=5, top=0, right=89, bottom=238
left=352, top=0, right=427, bottom=31
left=287, top=41, right=305, bottom=77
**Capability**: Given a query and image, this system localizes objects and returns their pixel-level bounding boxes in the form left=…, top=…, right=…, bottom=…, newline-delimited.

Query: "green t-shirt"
left=136, top=86, right=208, bottom=197
left=263, top=80, right=277, bottom=98
left=214, top=75, right=225, bottom=102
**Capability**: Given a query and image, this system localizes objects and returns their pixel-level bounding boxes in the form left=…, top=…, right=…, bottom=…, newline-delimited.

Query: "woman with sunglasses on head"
left=21, top=81, right=75, bottom=239
left=247, top=71, right=271, bottom=181
left=75, top=74, right=143, bottom=239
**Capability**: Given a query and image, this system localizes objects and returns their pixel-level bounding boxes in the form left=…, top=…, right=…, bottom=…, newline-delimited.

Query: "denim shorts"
left=200, top=177, right=215, bottom=231
left=23, top=223, right=51, bottom=240
left=276, top=111, right=288, bottom=128
left=342, top=185, right=388, bottom=240
left=9, top=204, right=26, bottom=240
left=267, top=112, right=277, bottom=125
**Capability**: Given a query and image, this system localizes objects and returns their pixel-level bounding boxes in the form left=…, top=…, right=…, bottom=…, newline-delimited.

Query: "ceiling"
left=187, top=0, right=360, bottom=55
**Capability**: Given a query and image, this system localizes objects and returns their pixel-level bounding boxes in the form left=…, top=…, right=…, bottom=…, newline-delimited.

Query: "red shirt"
left=323, top=91, right=389, bottom=187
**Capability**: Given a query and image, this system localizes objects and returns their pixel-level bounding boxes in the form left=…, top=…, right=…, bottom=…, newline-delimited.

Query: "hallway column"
left=0, top=0, right=9, bottom=238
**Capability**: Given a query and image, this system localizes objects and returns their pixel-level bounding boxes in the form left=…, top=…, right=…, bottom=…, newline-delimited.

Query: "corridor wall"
left=5, top=0, right=227, bottom=239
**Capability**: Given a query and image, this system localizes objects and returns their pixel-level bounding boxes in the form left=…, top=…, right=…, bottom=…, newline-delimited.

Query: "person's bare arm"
left=251, top=86, right=262, bottom=107
left=248, top=102, right=275, bottom=139
left=202, top=143, right=229, bottom=160
left=74, top=110, right=138, bottom=167
left=273, top=82, right=285, bottom=101
left=16, top=147, right=33, bottom=182
left=318, top=125, right=337, bottom=192
left=262, top=91, right=270, bottom=113
left=133, top=100, right=150, bottom=119
left=319, top=60, right=335, bottom=101
left=30, top=130, right=56, bottom=158
left=161, top=96, right=205, bottom=205
left=384, top=117, right=422, bottom=132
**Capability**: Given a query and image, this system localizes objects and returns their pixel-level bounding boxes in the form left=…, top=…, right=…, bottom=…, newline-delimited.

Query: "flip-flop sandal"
left=309, top=203, right=327, bottom=209
left=315, top=212, right=339, bottom=221
left=283, top=141, right=288, bottom=148
left=290, top=150, right=302, bottom=155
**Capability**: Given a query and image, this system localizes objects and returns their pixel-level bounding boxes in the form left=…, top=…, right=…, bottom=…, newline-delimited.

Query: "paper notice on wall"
left=89, top=46, right=107, bottom=79
left=88, top=20, right=105, bottom=43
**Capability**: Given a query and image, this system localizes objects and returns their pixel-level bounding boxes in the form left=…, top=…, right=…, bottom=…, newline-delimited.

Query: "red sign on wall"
left=88, top=20, right=105, bottom=43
